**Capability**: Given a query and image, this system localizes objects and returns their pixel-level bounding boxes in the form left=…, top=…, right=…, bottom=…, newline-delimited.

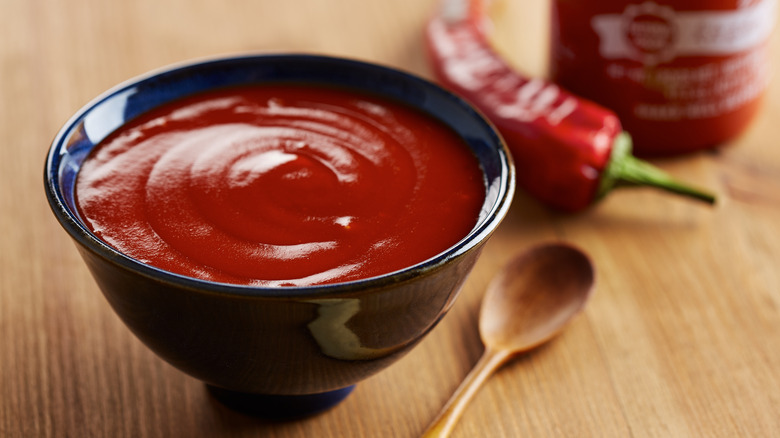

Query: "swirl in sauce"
left=76, top=84, right=485, bottom=286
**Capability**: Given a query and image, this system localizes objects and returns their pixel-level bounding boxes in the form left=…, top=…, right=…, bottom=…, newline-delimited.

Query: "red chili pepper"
left=424, top=0, right=716, bottom=212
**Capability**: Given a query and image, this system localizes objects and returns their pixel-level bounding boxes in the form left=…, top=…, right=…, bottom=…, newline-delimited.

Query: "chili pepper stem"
left=598, top=132, right=716, bottom=204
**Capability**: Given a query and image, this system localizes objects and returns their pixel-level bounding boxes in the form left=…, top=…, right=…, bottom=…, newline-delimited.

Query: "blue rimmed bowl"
left=44, top=54, right=514, bottom=419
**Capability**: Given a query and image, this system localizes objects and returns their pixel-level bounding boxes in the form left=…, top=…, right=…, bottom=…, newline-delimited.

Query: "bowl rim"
left=44, top=53, right=515, bottom=298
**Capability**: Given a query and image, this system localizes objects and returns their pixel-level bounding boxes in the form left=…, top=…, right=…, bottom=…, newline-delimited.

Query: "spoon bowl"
left=423, top=242, right=595, bottom=437
left=480, top=243, right=595, bottom=352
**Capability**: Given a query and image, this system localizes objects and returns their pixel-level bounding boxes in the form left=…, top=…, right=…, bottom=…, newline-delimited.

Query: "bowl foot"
left=207, top=384, right=355, bottom=420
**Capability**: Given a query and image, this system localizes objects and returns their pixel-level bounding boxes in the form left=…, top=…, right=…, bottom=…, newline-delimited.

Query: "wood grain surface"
left=2, top=0, right=779, bottom=436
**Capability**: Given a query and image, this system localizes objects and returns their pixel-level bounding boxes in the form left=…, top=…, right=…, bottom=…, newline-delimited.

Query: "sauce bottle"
left=550, top=0, right=776, bottom=156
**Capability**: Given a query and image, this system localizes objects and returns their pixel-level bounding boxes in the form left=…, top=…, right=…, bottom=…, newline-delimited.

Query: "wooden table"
left=3, top=0, right=779, bottom=436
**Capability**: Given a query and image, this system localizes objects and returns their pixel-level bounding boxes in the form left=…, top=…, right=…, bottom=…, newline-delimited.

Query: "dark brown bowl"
left=44, top=54, right=514, bottom=418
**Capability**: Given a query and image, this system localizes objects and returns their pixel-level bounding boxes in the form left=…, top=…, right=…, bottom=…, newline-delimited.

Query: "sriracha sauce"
left=550, top=0, right=776, bottom=156
left=75, top=84, right=486, bottom=286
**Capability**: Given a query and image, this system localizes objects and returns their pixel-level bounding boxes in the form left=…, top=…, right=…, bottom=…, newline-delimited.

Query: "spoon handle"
left=421, top=347, right=512, bottom=437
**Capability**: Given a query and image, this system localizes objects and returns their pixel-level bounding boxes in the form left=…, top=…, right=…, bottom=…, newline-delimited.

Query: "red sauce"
left=550, top=0, right=774, bottom=156
left=75, top=84, right=485, bottom=286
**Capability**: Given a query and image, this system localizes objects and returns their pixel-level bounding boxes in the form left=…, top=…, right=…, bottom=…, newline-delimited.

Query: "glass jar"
left=550, top=0, right=776, bottom=156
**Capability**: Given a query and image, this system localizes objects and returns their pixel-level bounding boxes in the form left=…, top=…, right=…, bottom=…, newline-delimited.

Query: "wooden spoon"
left=422, top=243, right=595, bottom=437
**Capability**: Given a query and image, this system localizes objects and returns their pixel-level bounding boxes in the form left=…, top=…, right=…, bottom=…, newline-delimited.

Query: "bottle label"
left=585, top=0, right=775, bottom=124
left=591, top=0, right=776, bottom=66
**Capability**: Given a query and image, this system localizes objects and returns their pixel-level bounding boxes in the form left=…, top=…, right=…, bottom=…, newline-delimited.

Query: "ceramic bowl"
left=44, top=54, right=514, bottom=418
